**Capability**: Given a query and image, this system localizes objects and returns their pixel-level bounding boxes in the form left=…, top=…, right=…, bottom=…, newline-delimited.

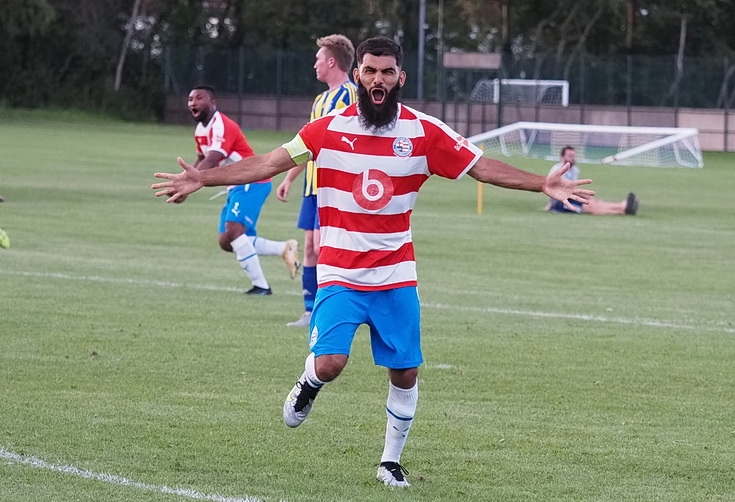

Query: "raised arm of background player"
left=194, top=150, right=225, bottom=171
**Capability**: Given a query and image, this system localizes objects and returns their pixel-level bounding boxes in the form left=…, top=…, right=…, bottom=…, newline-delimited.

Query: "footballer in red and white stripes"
left=295, top=102, right=482, bottom=291
left=187, top=86, right=299, bottom=296
left=154, top=37, right=595, bottom=487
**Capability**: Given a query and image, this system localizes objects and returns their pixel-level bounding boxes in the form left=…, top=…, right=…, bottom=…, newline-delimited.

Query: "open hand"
left=543, top=162, right=596, bottom=212
left=151, top=158, right=204, bottom=203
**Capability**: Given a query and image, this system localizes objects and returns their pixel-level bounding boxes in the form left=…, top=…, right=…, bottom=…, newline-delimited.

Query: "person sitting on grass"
left=546, top=146, right=638, bottom=215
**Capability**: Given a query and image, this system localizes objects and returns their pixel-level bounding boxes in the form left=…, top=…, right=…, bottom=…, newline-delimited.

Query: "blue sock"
left=302, top=266, right=317, bottom=312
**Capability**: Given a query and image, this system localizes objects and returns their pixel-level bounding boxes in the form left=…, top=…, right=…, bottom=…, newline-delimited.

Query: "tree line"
left=2, top=0, right=734, bottom=120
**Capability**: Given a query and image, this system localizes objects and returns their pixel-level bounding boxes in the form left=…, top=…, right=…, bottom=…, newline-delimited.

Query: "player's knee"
left=304, top=235, right=317, bottom=257
left=315, top=354, right=347, bottom=382
left=218, top=234, right=233, bottom=252
left=304, top=247, right=319, bottom=264
left=389, top=367, right=418, bottom=388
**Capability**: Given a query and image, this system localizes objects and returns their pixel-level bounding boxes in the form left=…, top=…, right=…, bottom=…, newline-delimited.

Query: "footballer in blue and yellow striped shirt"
left=277, top=34, right=357, bottom=327
left=305, top=82, right=357, bottom=196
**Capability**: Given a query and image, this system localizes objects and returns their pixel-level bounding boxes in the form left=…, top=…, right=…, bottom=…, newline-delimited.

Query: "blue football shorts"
left=308, top=285, right=423, bottom=369
left=219, top=182, right=272, bottom=235
left=296, top=194, right=320, bottom=231
left=548, top=198, right=582, bottom=214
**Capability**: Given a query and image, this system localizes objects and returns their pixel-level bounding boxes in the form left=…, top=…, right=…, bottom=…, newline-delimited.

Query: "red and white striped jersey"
left=194, top=111, right=255, bottom=164
left=292, top=103, right=483, bottom=291
left=194, top=111, right=270, bottom=184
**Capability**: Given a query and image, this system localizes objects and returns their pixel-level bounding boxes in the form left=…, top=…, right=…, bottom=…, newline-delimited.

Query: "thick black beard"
left=357, top=81, right=401, bottom=134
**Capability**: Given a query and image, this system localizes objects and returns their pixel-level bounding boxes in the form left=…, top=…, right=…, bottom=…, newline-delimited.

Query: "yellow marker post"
left=477, top=181, right=483, bottom=215
left=477, top=144, right=485, bottom=215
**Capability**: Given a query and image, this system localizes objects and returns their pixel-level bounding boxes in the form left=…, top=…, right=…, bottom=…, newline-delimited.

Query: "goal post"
left=467, top=121, right=703, bottom=168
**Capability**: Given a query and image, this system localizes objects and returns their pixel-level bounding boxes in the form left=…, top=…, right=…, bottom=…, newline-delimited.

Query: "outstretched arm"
left=152, top=147, right=298, bottom=203
left=468, top=157, right=595, bottom=212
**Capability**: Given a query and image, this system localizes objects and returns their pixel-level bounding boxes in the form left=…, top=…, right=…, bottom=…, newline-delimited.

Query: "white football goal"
left=470, top=79, right=570, bottom=107
left=468, top=121, right=703, bottom=168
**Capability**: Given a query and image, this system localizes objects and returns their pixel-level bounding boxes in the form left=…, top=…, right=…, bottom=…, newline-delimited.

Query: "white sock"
left=231, top=234, right=269, bottom=289
left=303, top=352, right=325, bottom=388
left=381, top=381, right=418, bottom=464
left=249, top=236, right=286, bottom=256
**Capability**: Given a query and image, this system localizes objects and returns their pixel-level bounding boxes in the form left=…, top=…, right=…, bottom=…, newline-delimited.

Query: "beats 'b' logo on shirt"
left=352, top=169, right=394, bottom=211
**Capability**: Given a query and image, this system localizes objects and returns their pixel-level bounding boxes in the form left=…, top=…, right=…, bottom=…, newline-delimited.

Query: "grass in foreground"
left=0, top=110, right=734, bottom=502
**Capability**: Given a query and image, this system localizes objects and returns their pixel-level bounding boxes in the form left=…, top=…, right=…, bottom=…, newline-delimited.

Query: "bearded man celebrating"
left=152, top=36, right=595, bottom=488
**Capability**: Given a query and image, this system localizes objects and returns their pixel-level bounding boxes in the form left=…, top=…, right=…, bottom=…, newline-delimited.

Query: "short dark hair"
left=560, top=145, right=575, bottom=156
left=356, top=36, right=403, bottom=68
left=192, top=85, right=216, bottom=98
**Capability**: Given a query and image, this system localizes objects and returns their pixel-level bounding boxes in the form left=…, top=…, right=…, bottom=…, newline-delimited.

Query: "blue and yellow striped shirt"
left=303, top=81, right=358, bottom=196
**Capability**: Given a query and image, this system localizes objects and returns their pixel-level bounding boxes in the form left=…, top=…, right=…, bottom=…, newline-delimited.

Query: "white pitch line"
left=0, top=447, right=263, bottom=502
left=422, top=301, right=735, bottom=334
left=2, top=269, right=733, bottom=334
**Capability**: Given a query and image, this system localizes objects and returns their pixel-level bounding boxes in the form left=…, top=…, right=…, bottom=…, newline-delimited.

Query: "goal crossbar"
left=470, top=80, right=570, bottom=107
left=468, top=121, right=703, bottom=168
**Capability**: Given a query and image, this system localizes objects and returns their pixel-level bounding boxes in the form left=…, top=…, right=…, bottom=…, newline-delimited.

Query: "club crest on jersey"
left=454, top=135, right=470, bottom=151
left=392, top=137, right=413, bottom=157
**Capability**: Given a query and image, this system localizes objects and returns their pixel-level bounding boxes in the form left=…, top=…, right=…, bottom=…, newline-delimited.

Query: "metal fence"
left=165, top=47, right=735, bottom=151
left=165, top=46, right=735, bottom=110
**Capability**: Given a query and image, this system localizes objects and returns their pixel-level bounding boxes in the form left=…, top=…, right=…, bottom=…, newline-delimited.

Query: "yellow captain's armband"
left=282, top=135, right=312, bottom=166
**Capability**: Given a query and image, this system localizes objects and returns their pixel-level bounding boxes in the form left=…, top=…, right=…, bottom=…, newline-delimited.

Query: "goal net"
left=470, top=79, right=570, bottom=107
left=468, top=121, right=703, bottom=168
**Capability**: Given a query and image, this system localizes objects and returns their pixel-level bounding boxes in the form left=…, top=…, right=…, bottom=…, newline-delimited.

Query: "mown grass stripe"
left=2, top=268, right=732, bottom=334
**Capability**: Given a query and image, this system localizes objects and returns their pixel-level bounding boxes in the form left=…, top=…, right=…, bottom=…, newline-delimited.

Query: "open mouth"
left=370, top=88, right=386, bottom=105
left=190, top=108, right=200, bottom=118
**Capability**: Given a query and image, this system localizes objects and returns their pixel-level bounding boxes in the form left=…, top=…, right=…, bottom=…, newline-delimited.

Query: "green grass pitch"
left=0, top=109, right=734, bottom=501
